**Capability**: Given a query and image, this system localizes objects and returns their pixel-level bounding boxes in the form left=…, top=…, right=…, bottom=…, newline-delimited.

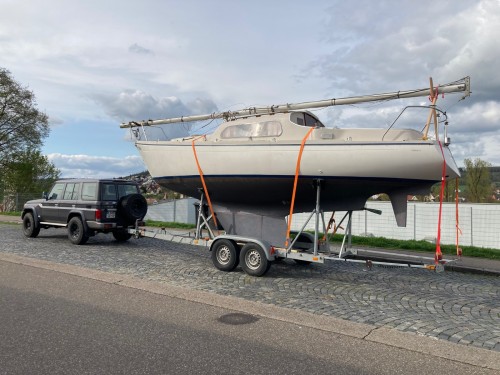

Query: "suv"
left=21, top=179, right=148, bottom=244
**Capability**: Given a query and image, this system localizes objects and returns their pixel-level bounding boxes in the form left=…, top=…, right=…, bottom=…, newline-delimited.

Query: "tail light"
left=95, top=209, right=102, bottom=221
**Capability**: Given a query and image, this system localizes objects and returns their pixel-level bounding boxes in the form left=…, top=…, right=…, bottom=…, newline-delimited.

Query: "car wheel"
left=240, top=243, right=271, bottom=277
left=211, top=239, right=239, bottom=271
left=67, top=217, right=89, bottom=245
left=113, top=229, right=132, bottom=242
left=119, top=194, right=148, bottom=225
left=22, top=212, right=40, bottom=238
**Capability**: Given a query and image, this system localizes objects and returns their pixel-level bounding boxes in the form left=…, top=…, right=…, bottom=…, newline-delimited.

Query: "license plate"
left=106, top=211, right=116, bottom=219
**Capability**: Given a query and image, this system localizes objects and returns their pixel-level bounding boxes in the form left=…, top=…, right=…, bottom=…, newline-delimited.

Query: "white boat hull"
left=137, top=140, right=459, bottom=216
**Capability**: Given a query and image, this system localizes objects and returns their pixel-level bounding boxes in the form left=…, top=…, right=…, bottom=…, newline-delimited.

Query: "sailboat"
left=121, top=77, right=470, bottom=246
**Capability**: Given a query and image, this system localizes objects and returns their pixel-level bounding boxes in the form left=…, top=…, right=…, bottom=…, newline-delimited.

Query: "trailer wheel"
left=211, top=239, right=239, bottom=271
left=240, top=243, right=271, bottom=277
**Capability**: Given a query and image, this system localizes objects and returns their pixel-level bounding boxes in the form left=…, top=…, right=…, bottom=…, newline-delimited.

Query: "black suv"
left=21, top=179, right=148, bottom=244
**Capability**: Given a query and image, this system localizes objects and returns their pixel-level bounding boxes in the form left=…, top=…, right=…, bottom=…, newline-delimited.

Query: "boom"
left=120, top=77, right=470, bottom=128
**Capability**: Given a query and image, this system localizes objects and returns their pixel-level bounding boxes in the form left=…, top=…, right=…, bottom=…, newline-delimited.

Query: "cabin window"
left=63, top=183, right=80, bottom=200
left=290, top=112, right=324, bottom=128
left=221, top=121, right=282, bottom=138
left=102, top=184, right=117, bottom=201
left=117, top=184, right=139, bottom=198
left=81, top=182, right=98, bottom=201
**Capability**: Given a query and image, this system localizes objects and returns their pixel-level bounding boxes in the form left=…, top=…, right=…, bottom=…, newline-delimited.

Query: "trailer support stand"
left=313, top=179, right=323, bottom=256
left=195, top=191, right=215, bottom=240
left=287, top=179, right=328, bottom=255
left=338, top=211, right=353, bottom=258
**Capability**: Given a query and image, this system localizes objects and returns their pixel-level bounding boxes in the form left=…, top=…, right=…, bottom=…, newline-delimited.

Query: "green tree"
left=3, top=150, right=60, bottom=194
left=431, top=178, right=459, bottom=202
left=464, top=158, right=493, bottom=203
left=0, top=68, right=49, bottom=169
left=0, top=150, right=60, bottom=211
left=0, top=68, right=59, bottom=210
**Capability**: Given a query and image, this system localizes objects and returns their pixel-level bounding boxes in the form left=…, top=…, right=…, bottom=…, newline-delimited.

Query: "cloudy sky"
left=1, top=0, right=499, bottom=178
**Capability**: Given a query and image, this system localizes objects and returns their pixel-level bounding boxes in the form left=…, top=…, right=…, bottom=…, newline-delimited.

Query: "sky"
left=1, top=0, right=499, bottom=178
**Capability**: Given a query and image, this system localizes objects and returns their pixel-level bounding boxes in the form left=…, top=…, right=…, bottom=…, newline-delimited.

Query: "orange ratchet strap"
left=285, top=127, right=314, bottom=247
left=191, top=136, right=218, bottom=229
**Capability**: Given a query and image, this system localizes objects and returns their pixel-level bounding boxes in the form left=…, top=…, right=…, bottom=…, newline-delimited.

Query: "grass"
left=144, top=220, right=196, bottom=230
left=327, top=233, right=500, bottom=260
left=1, top=211, right=21, bottom=216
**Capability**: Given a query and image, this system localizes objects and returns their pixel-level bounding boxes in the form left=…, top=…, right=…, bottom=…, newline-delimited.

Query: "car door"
left=59, top=182, right=81, bottom=222
left=39, top=182, right=66, bottom=223
left=79, top=182, right=99, bottom=222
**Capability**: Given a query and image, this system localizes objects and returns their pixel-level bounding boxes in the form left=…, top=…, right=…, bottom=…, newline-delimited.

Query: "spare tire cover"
left=119, top=194, right=148, bottom=224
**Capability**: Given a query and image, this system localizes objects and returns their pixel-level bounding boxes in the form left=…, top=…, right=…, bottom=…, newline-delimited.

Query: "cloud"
left=47, top=153, right=145, bottom=179
left=92, top=90, right=219, bottom=139
left=3, top=0, right=500, bottom=178
left=128, top=43, right=154, bottom=55
left=310, top=0, right=500, bottom=97
left=450, top=101, right=500, bottom=134
left=93, top=90, right=218, bottom=121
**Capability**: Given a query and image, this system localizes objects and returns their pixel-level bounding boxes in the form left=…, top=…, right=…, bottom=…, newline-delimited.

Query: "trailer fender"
left=210, top=235, right=276, bottom=261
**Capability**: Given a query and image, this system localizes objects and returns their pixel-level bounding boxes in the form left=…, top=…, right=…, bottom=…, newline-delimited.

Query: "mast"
left=120, top=77, right=470, bottom=128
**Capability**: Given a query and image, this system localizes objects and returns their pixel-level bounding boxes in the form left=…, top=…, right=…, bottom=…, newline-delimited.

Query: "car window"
left=81, top=182, right=98, bottom=200
left=117, top=184, right=139, bottom=198
left=102, top=184, right=117, bottom=201
left=63, top=183, right=80, bottom=200
left=48, top=183, right=65, bottom=200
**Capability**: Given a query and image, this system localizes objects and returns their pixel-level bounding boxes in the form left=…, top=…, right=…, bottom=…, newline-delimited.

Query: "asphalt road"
left=1, top=260, right=498, bottom=375
left=1, top=224, right=499, bottom=352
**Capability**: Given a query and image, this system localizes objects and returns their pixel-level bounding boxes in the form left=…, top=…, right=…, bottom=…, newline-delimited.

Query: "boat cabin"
left=206, top=111, right=422, bottom=143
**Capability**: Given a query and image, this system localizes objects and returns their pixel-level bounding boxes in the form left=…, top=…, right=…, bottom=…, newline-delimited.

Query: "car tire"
left=119, top=194, right=148, bottom=225
left=68, top=216, right=89, bottom=245
left=22, top=212, right=40, bottom=238
left=113, top=229, right=132, bottom=242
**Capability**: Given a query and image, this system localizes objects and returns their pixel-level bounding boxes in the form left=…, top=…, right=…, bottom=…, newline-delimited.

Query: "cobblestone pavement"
left=1, top=224, right=499, bottom=352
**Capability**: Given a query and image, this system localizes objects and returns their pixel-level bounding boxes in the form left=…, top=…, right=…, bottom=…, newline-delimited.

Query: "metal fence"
left=0, top=193, right=41, bottom=212
left=291, top=202, right=500, bottom=250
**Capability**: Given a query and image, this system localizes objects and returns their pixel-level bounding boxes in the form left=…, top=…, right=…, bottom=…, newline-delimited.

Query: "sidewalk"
left=0, top=215, right=22, bottom=224
left=1, top=214, right=499, bottom=276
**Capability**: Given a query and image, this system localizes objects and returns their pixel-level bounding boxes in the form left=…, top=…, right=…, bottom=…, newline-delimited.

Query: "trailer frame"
left=129, top=180, right=454, bottom=276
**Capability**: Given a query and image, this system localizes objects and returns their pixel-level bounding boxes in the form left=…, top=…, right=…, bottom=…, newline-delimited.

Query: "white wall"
left=145, top=198, right=197, bottom=224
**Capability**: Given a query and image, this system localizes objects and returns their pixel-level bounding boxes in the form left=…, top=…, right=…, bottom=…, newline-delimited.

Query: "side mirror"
left=42, top=192, right=48, bottom=200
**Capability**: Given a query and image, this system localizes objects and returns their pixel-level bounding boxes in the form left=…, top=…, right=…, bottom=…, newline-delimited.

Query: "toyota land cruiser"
left=21, top=179, right=148, bottom=244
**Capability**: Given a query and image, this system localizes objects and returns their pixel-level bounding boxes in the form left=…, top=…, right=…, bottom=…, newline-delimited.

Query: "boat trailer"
left=128, top=180, right=455, bottom=277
